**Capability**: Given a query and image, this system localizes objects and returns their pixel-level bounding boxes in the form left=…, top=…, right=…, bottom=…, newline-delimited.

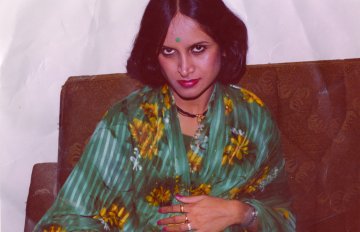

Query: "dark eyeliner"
left=161, top=46, right=175, bottom=56
left=191, top=44, right=206, bottom=54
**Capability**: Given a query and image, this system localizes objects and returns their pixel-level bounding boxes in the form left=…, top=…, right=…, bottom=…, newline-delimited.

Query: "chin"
left=178, top=93, right=202, bottom=100
left=175, top=87, right=211, bottom=100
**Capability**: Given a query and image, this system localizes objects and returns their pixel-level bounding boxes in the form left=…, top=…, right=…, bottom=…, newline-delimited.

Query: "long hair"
left=127, top=0, right=248, bottom=87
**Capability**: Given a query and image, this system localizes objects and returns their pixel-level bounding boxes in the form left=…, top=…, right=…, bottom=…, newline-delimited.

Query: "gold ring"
left=180, top=204, right=184, bottom=213
left=185, top=213, right=189, bottom=223
left=187, top=223, right=192, bottom=231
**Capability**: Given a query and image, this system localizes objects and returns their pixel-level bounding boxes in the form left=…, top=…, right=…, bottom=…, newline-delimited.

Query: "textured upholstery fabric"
left=25, top=58, right=360, bottom=231
left=25, top=163, right=58, bottom=232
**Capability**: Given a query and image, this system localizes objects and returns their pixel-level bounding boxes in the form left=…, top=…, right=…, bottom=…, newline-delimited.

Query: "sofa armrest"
left=25, top=162, right=58, bottom=232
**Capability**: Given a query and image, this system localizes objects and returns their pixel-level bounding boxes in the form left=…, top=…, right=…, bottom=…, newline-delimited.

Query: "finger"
left=159, top=204, right=188, bottom=213
left=162, top=222, right=194, bottom=232
left=176, top=194, right=206, bottom=204
left=157, top=215, right=188, bottom=226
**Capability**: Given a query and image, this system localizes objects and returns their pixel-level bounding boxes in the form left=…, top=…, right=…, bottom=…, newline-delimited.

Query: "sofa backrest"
left=58, top=59, right=360, bottom=231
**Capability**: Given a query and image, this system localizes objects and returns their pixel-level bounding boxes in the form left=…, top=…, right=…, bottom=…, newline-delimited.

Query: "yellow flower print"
left=187, top=150, right=202, bottom=173
left=250, top=166, right=270, bottom=191
left=43, top=225, right=66, bottom=232
left=161, top=85, right=171, bottom=109
left=153, top=118, right=165, bottom=142
left=223, top=96, right=233, bottom=115
left=129, top=118, right=164, bottom=159
left=240, top=88, right=264, bottom=107
left=190, top=183, right=211, bottom=196
left=146, top=186, right=172, bottom=206
left=229, top=187, right=241, bottom=199
left=141, top=102, right=159, bottom=125
left=130, top=101, right=165, bottom=159
left=229, top=166, right=270, bottom=198
left=174, top=176, right=181, bottom=195
left=222, top=133, right=250, bottom=166
left=93, top=203, right=130, bottom=230
left=275, top=208, right=291, bottom=220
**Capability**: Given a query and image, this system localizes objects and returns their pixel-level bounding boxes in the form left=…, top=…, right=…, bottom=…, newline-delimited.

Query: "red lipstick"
left=177, top=79, right=200, bottom=88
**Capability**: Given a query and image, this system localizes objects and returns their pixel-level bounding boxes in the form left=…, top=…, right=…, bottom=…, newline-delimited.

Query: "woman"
left=36, top=0, right=295, bottom=231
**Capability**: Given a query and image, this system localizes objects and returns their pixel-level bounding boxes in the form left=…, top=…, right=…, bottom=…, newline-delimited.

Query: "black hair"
left=126, top=0, right=248, bottom=87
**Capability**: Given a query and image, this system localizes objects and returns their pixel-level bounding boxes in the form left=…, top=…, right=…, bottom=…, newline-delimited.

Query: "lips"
left=177, top=79, right=200, bottom=88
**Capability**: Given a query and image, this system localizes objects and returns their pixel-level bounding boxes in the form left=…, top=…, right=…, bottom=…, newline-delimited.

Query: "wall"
left=0, top=0, right=359, bottom=231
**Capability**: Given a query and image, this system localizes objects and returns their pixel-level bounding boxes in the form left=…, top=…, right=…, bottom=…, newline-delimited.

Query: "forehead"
left=163, top=13, right=214, bottom=45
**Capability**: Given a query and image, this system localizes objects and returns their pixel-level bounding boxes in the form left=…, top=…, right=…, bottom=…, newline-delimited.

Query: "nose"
left=177, top=54, right=194, bottom=77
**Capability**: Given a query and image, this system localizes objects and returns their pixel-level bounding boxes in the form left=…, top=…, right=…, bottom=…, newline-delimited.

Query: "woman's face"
left=158, top=13, right=222, bottom=100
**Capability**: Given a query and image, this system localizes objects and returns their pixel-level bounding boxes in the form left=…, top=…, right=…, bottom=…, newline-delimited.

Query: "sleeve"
left=232, top=101, right=296, bottom=232
left=239, top=162, right=296, bottom=231
left=34, top=107, right=136, bottom=232
left=245, top=110, right=295, bottom=231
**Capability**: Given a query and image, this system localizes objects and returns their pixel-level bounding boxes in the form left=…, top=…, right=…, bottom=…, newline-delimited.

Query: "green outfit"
left=35, top=83, right=295, bottom=231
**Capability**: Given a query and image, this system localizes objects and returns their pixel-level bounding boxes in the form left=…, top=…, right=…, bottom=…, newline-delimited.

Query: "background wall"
left=0, top=0, right=360, bottom=231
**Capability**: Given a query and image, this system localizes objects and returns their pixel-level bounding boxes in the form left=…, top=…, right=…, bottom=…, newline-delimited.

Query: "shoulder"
left=101, top=86, right=161, bottom=125
left=221, top=84, right=268, bottom=118
left=223, top=84, right=279, bottom=139
left=225, top=84, right=265, bottom=107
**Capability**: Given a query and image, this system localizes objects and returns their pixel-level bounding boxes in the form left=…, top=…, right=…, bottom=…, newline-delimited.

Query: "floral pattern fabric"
left=35, top=83, right=295, bottom=231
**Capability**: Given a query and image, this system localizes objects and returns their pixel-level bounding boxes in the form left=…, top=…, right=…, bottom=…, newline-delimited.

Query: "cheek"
left=158, top=57, right=177, bottom=81
left=200, top=52, right=222, bottom=71
left=158, top=56, right=166, bottom=71
left=212, top=55, right=222, bottom=69
left=158, top=57, right=175, bottom=74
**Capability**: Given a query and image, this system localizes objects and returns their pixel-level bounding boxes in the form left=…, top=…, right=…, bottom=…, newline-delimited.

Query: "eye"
left=192, top=44, right=206, bottom=54
left=161, top=47, right=175, bottom=56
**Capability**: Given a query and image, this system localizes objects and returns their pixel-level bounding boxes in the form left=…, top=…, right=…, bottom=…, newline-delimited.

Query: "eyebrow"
left=162, top=41, right=211, bottom=48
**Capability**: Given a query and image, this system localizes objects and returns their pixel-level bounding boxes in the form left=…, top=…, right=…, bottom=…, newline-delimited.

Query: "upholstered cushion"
left=25, top=163, right=58, bottom=231
left=275, top=60, right=360, bottom=230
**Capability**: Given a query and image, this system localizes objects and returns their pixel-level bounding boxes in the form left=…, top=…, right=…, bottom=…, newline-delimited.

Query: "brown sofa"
left=25, top=58, right=360, bottom=231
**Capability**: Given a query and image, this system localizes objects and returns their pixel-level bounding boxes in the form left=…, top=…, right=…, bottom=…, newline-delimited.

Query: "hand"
left=157, top=194, right=250, bottom=232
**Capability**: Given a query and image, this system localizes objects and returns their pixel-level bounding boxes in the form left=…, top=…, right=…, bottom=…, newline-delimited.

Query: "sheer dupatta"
left=35, top=83, right=295, bottom=231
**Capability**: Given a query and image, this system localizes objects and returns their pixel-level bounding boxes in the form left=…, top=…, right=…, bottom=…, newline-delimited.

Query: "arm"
left=157, top=146, right=294, bottom=232
left=234, top=162, right=295, bottom=231
left=158, top=172, right=293, bottom=232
